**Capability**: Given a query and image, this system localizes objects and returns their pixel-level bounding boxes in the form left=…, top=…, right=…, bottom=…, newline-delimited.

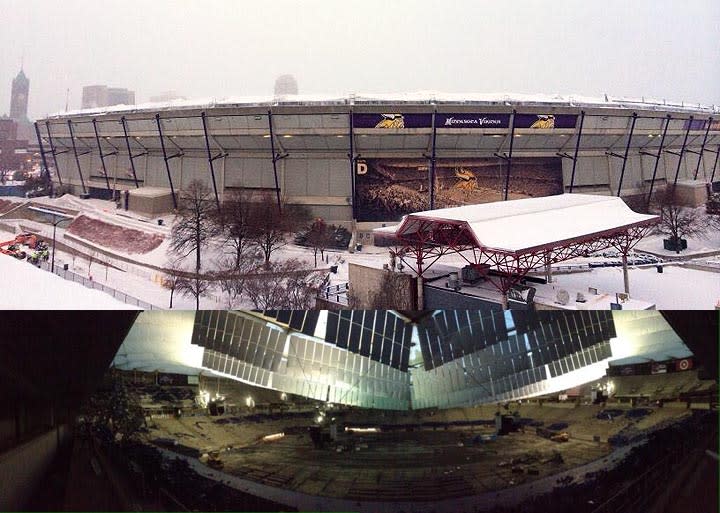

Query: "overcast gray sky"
left=1, top=0, right=718, bottom=119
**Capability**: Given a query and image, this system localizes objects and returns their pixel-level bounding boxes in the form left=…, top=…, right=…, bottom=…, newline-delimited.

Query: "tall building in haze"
left=274, top=74, right=298, bottom=96
left=10, top=68, right=29, bottom=121
left=81, top=85, right=135, bottom=109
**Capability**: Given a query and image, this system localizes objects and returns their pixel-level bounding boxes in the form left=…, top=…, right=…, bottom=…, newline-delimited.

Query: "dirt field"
left=146, top=403, right=690, bottom=503
left=67, top=215, right=164, bottom=254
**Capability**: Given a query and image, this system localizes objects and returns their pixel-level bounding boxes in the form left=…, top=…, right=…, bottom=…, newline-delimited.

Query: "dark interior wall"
left=661, top=311, right=719, bottom=379
left=0, top=312, right=139, bottom=510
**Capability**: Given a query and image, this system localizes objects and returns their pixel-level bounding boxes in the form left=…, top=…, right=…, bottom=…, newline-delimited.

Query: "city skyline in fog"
left=1, top=0, right=718, bottom=120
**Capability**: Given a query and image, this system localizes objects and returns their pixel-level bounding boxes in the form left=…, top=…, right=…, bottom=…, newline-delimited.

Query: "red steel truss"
left=389, top=217, right=657, bottom=307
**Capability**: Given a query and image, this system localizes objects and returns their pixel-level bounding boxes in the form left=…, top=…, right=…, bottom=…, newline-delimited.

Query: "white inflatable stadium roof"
left=51, top=91, right=718, bottom=118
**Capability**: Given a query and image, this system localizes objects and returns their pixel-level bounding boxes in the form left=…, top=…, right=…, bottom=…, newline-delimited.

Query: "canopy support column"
left=568, top=110, right=585, bottom=193
left=709, top=147, right=720, bottom=184
left=494, top=110, right=516, bottom=201
left=504, top=110, right=516, bottom=201
left=34, top=122, right=54, bottom=195
left=348, top=111, right=356, bottom=220
left=120, top=117, right=141, bottom=189
left=92, top=119, right=113, bottom=194
left=607, top=112, right=637, bottom=197
left=44, top=121, right=65, bottom=186
left=67, top=119, right=88, bottom=194
left=429, top=110, right=437, bottom=209
left=545, top=250, right=553, bottom=283
left=687, top=118, right=712, bottom=180
left=267, top=110, right=283, bottom=213
left=640, top=114, right=671, bottom=208
left=155, top=113, right=179, bottom=210
left=668, top=116, right=693, bottom=186
left=200, top=112, right=222, bottom=209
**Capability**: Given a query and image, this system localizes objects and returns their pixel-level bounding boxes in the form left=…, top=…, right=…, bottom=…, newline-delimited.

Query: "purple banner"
left=353, top=113, right=432, bottom=128
left=436, top=113, right=510, bottom=128
left=354, top=112, right=579, bottom=129
left=514, top=113, right=577, bottom=129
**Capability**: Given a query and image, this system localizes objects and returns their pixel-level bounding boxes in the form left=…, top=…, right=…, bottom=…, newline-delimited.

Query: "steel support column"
left=44, top=121, right=63, bottom=186
left=710, top=147, right=720, bottom=184
left=155, top=114, right=178, bottom=209
left=569, top=110, right=585, bottom=193
left=671, top=116, right=693, bottom=186
left=690, top=117, right=712, bottom=180
left=494, top=110, right=516, bottom=201
left=92, top=119, right=113, bottom=193
left=610, top=112, right=637, bottom=197
left=503, top=110, right=516, bottom=201
left=120, top=117, right=141, bottom=188
left=428, top=110, right=438, bottom=209
left=267, top=110, right=282, bottom=213
left=200, top=112, right=221, bottom=208
left=348, top=111, right=356, bottom=220
left=643, top=115, right=671, bottom=207
left=34, top=122, right=53, bottom=194
left=67, top=119, right=88, bottom=194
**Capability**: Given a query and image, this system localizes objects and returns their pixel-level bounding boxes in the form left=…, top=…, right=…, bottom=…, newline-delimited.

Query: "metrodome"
left=37, top=93, right=720, bottom=228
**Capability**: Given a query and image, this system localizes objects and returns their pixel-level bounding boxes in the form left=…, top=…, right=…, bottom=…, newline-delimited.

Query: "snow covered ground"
left=636, top=227, right=720, bottom=259
left=0, top=251, right=137, bottom=309
left=2, top=194, right=718, bottom=310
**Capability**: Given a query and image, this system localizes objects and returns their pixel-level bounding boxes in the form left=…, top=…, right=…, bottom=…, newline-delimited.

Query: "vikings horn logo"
left=375, top=113, right=405, bottom=128
left=530, top=115, right=555, bottom=129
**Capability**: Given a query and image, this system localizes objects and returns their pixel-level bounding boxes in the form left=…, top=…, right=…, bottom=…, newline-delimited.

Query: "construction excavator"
left=0, top=233, right=48, bottom=262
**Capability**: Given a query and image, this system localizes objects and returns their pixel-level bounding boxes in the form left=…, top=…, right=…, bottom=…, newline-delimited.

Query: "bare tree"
left=176, top=273, right=212, bottom=310
left=87, top=250, right=97, bottom=279
left=651, top=186, right=712, bottom=253
left=169, top=180, right=220, bottom=308
left=162, top=272, right=181, bottom=309
left=243, top=259, right=324, bottom=309
left=306, top=218, right=333, bottom=267
left=248, top=198, right=310, bottom=268
left=213, top=255, right=259, bottom=308
left=217, top=190, right=257, bottom=268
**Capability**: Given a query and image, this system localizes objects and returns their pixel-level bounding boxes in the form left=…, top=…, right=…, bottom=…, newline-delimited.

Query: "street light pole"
left=51, top=215, right=71, bottom=273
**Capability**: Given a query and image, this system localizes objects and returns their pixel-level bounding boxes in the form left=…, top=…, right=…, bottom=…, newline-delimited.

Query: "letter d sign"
left=356, top=160, right=367, bottom=175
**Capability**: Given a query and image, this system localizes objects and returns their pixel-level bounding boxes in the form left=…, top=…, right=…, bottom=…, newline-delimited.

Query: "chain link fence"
left=39, top=260, right=159, bottom=309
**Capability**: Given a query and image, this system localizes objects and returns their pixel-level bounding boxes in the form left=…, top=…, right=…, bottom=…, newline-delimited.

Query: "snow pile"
left=0, top=253, right=138, bottom=310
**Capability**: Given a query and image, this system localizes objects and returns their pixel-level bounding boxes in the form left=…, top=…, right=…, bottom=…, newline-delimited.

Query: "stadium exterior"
left=36, top=93, right=719, bottom=228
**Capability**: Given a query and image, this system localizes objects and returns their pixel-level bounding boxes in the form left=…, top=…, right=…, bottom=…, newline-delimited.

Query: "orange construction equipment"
left=0, top=233, right=40, bottom=257
left=14, top=233, right=38, bottom=249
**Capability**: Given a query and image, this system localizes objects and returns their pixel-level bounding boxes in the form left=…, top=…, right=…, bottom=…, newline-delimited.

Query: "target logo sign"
left=676, top=359, right=692, bottom=371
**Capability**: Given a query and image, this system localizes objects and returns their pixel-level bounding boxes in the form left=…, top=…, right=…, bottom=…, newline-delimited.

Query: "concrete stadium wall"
left=46, top=102, right=718, bottom=225
left=54, top=151, right=355, bottom=223
left=53, top=146, right=716, bottom=224
left=0, top=425, right=70, bottom=511
left=562, top=151, right=712, bottom=195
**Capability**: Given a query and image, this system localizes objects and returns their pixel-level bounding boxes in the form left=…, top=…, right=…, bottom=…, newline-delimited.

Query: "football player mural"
left=355, top=157, right=564, bottom=222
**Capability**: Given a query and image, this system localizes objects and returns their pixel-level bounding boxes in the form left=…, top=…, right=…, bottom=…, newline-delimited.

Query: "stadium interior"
left=0, top=310, right=717, bottom=512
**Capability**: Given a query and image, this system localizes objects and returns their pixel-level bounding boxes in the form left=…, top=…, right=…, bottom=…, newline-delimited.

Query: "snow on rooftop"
left=389, top=194, right=658, bottom=253
left=0, top=253, right=138, bottom=310
left=48, top=91, right=718, bottom=118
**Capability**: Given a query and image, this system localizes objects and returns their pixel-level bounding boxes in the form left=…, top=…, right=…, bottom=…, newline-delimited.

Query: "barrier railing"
left=39, top=260, right=159, bottom=309
left=318, top=282, right=349, bottom=305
